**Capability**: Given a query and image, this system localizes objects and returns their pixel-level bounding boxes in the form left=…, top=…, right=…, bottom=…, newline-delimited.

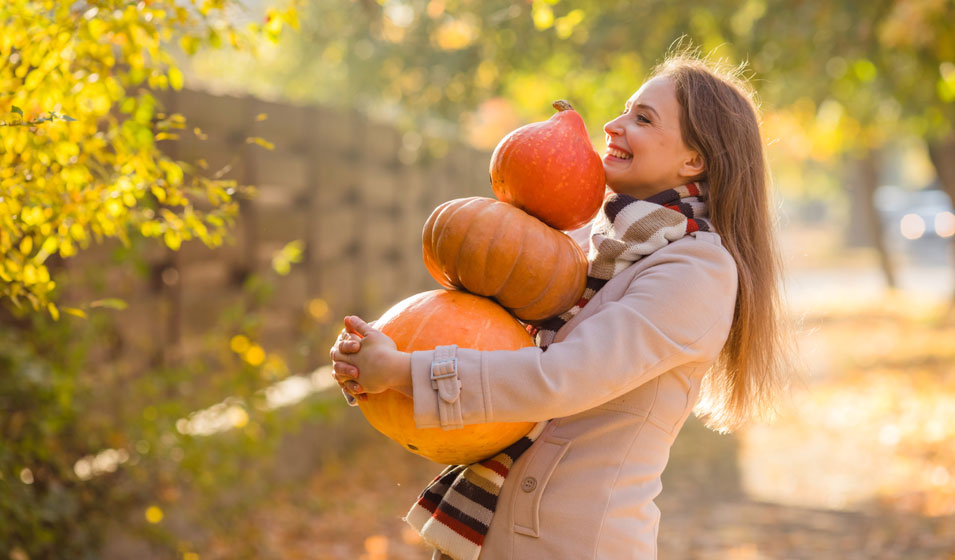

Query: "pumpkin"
left=357, top=289, right=536, bottom=464
left=490, top=100, right=605, bottom=231
left=422, top=197, right=588, bottom=322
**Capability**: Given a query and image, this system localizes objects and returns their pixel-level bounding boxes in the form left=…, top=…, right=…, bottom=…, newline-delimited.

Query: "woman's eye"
left=637, top=114, right=651, bottom=124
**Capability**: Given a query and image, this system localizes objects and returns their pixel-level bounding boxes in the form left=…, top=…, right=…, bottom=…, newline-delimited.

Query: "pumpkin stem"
left=552, top=100, right=574, bottom=112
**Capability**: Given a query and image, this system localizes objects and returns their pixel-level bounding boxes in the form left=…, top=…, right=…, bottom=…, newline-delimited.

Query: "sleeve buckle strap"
left=430, top=345, right=463, bottom=430
left=430, top=357, right=458, bottom=386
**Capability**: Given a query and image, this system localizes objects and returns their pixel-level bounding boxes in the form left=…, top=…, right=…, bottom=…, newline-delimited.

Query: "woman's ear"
left=680, top=150, right=705, bottom=179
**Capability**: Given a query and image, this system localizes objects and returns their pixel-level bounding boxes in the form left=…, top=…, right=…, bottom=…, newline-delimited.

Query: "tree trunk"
left=855, top=149, right=897, bottom=289
left=926, top=133, right=955, bottom=304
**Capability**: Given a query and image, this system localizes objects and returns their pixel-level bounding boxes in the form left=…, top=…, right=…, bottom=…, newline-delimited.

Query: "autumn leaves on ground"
left=183, top=290, right=955, bottom=560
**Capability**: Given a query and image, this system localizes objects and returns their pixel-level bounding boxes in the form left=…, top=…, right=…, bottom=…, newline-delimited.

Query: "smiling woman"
left=602, top=77, right=705, bottom=200
left=331, top=48, right=793, bottom=560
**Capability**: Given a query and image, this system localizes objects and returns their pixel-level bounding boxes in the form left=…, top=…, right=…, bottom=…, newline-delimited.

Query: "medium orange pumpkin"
left=490, top=100, right=605, bottom=231
left=356, top=289, right=536, bottom=464
left=422, top=197, right=588, bottom=322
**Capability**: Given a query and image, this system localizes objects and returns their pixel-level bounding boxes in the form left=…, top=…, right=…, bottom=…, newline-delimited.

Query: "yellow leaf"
left=532, top=2, right=554, bottom=30
left=23, top=264, right=37, bottom=285
left=168, top=66, right=184, bottom=90
left=245, top=136, right=274, bottom=150
left=48, top=302, right=59, bottom=320
left=180, top=35, right=200, bottom=55
left=151, top=185, right=167, bottom=203
left=163, top=230, right=181, bottom=250
left=244, top=345, right=265, bottom=366
left=230, top=334, right=250, bottom=354
left=63, top=307, right=87, bottom=318
left=106, top=198, right=124, bottom=217
left=19, top=236, right=33, bottom=255
left=162, top=161, right=184, bottom=186
left=39, top=236, right=58, bottom=257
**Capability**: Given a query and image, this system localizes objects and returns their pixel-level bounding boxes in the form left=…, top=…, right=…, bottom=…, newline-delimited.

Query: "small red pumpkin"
left=356, top=289, right=536, bottom=464
left=422, top=197, right=587, bottom=322
left=490, top=100, right=605, bottom=231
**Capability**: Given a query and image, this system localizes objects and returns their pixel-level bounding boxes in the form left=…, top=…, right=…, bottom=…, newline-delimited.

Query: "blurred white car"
left=875, top=185, right=955, bottom=242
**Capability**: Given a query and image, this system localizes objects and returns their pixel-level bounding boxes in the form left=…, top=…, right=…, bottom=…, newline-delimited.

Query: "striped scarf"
left=534, top=182, right=711, bottom=349
left=405, top=422, right=548, bottom=560
left=405, top=182, right=710, bottom=560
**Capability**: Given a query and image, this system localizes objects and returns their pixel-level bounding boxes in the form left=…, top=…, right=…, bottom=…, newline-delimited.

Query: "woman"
left=330, top=51, right=791, bottom=559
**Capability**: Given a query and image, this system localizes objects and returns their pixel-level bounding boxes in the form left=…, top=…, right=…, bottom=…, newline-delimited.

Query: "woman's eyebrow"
left=636, top=103, right=660, bottom=120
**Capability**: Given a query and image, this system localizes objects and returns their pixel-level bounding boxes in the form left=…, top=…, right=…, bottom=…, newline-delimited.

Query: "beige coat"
left=409, top=230, right=738, bottom=559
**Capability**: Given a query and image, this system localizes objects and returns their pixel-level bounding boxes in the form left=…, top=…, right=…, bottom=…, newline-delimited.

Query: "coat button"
left=521, top=476, right=537, bottom=493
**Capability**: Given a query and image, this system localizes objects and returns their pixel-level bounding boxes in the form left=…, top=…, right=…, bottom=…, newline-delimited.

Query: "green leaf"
left=12, top=106, right=23, bottom=116
left=89, top=298, right=128, bottom=310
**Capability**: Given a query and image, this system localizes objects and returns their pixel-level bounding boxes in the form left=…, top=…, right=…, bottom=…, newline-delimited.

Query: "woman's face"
left=602, top=76, right=703, bottom=199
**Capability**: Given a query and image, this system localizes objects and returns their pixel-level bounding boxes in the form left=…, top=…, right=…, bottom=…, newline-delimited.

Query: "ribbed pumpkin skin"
left=356, top=289, right=535, bottom=464
left=490, top=101, right=605, bottom=231
left=423, top=197, right=588, bottom=322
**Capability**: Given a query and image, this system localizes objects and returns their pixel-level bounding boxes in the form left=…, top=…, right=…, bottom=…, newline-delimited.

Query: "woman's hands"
left=329, top=316, right=413, bottom=401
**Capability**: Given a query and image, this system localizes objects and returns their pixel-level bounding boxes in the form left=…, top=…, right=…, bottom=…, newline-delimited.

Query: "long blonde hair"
left=651, top=51, right=793, bottom=432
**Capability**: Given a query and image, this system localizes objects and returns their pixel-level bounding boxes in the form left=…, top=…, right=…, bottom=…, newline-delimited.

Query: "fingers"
left=344, top=315, right=376, bottom=338
left=343, top=380, right=367, bottom=401
left=332, top=358, right=357, bottom=376
left=333, top=368, right=367, bottom=401
left=329, top=338, right=361, bottom=364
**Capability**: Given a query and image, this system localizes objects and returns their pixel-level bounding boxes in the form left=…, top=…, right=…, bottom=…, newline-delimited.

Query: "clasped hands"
left=328, top=316, right=413, bottom=401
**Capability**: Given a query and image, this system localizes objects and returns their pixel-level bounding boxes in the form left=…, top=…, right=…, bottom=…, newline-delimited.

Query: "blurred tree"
left=1, top=1, right=316, bottom=557
left=0, top=0, right=298, bottom=316
left=192, top=0, right=953, bottom=292
left=742, top=0, right=955, bottom=294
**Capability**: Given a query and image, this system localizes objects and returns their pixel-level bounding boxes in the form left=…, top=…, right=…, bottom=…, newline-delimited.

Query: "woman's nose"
left=603, top=117, right=622, bottom=136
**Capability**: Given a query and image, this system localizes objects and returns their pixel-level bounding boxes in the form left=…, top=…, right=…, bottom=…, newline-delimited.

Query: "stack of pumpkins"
left=355, top=101, right=606, bottom=464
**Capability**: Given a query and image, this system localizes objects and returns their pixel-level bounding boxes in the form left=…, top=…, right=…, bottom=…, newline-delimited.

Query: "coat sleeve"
left=410, top=236, right=738, bottom=428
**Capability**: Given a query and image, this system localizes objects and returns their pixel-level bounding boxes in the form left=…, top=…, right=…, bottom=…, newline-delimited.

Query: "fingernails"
left=345, top=380, right=363, bottom=394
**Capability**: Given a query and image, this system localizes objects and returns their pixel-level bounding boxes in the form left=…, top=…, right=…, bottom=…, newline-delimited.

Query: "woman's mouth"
left=605, top=146, right=633, bottom=161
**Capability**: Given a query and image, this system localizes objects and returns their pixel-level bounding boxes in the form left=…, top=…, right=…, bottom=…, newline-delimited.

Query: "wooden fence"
left=67, top=88, right=492, bottom=373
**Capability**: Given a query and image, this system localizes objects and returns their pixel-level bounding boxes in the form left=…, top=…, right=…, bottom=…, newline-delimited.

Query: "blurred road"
left=786, top=263, right=954, bottom=308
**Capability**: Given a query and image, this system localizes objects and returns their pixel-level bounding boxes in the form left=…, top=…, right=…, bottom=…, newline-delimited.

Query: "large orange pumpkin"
left=357, top=289, right=536, bottom=464
left=490, top=100, right=605, bottom=231
left=422, top=197, right=587, bottom=322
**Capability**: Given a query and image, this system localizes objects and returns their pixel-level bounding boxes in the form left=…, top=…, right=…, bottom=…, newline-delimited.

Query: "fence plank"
left=65, top=88, right=492, bottom=371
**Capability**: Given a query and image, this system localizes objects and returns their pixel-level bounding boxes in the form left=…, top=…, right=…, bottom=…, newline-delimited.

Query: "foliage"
left=0, top=0, right=298, bottom=315
left=0, top=250, right=334, bottom=558
left=192, top=1, right=953, bottom=184
left=1, top=0, right=312, bottom=556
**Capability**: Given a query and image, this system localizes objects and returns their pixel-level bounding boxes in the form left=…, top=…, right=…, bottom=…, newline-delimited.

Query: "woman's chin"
left=604, top=182, right=627, bottom=195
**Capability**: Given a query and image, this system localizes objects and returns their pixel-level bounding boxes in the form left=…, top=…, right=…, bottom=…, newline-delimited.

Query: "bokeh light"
left=899, top=213, right=926, bottom=240
left=934, top=211, right=955, bottom=238
left=145, top=506, right=164, bottom=524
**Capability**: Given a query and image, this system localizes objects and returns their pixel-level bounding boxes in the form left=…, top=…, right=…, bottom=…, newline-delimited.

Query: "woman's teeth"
left=608, top=147, right=632, bottom=159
